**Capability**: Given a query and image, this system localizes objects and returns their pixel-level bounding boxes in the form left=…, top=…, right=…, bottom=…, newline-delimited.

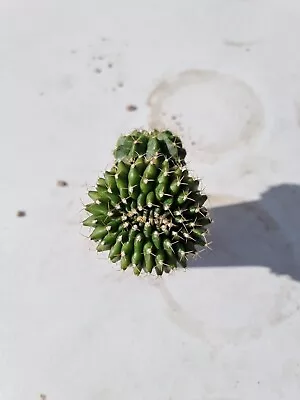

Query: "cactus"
left=83, top=130, right=211, bottom=275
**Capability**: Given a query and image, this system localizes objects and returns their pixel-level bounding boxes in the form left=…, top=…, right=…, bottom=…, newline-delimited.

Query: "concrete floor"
left=1, top=0, right=300, bottom=399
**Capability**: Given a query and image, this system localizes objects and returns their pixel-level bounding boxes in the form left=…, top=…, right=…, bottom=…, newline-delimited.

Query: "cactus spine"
left=83, top=130, right=211, bottom=275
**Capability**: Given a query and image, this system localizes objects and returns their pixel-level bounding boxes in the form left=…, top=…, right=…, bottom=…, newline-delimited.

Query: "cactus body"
left=84, top=130, right=211, bottom=275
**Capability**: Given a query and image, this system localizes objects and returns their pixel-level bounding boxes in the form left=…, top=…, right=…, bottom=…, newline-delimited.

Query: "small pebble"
left=16, top=210, right=26, bottom=217
left=57, top=180, right=68, bottom=187
left=126, top=104, right=138, bottom=112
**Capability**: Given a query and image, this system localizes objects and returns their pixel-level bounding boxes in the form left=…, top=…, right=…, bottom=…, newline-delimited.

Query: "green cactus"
left=83, top=130, right=211, bottom=275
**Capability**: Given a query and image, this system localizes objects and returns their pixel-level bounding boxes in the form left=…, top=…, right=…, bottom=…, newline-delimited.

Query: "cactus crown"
left=83, top=129, right=211, bottom=275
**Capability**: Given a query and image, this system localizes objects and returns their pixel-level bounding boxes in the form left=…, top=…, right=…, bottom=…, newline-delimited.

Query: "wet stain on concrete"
left=147, top=70, right=264, bottom=163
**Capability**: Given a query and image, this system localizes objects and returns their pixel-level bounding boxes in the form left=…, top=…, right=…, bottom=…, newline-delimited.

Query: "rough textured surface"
left=1, top=0, right=300, bottom=399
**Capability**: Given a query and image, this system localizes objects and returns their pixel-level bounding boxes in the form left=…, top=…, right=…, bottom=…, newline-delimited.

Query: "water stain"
left=242, top=202, right=279, bottom=232
left=147, top=70, right=264, bottom=162
left=156, top=277, right=264, bottom=347
left=156, top=271, right=298, bottom=347
left=223, top=39, right=259, bottom=48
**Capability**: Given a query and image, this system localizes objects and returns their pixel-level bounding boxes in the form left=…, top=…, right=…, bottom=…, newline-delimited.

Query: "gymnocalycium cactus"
left=83, top=130, right=211, bottom=275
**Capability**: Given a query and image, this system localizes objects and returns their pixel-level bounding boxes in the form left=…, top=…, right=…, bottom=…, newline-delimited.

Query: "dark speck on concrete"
left=171, top=115, right=177, bottom=120
left=191, top=141, right=196, bottom=146
left=16, top=210, right=26, bottom=217
left=39, top=92, right=44, bottom=96
left=126, top=104, right=138, bottom=112
left=94, top=68, right=102, bottom=74
left=108, top=62, right=113, bottom=68
left=70, top=49, right=77, bottom=54
left=98, top=56, right=104, bottom=60
left=57, top=180, right=68, bottom=187
left=118, top=82, right=124, bottom=88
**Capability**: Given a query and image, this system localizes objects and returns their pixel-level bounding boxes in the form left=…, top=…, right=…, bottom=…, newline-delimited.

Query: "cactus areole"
left=83, top=130, right=211, bottom=275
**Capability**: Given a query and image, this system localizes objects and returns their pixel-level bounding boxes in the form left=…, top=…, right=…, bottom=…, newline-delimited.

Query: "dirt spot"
left=70, top=49, right=77, bottom=54
left=108, top=62, right=113, bottom=68
left=191, top=141, right=196, bottom=146
left=16, top=210, right=26, bottom=217
left=98, top=56, right=104, bottom=60
left=126, top=104, right=138, bottom=112
left=40, top=395, right=47, bottom=400
left=171, top=115, right=177, bottom=120
left=94, top=68, right=102, bottom=74
left=57, top=180, right=68, bottom=187
left=118, top=82, right=124, bottom=88
left=39, top=92, right=44, bottom=96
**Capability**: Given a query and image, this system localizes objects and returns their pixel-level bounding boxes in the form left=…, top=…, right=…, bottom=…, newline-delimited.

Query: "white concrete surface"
left=1, top=0, right=300, bottom=399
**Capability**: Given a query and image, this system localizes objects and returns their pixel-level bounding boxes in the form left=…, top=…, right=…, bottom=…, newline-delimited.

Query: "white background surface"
left=1, top=0, right=300, bottom=399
